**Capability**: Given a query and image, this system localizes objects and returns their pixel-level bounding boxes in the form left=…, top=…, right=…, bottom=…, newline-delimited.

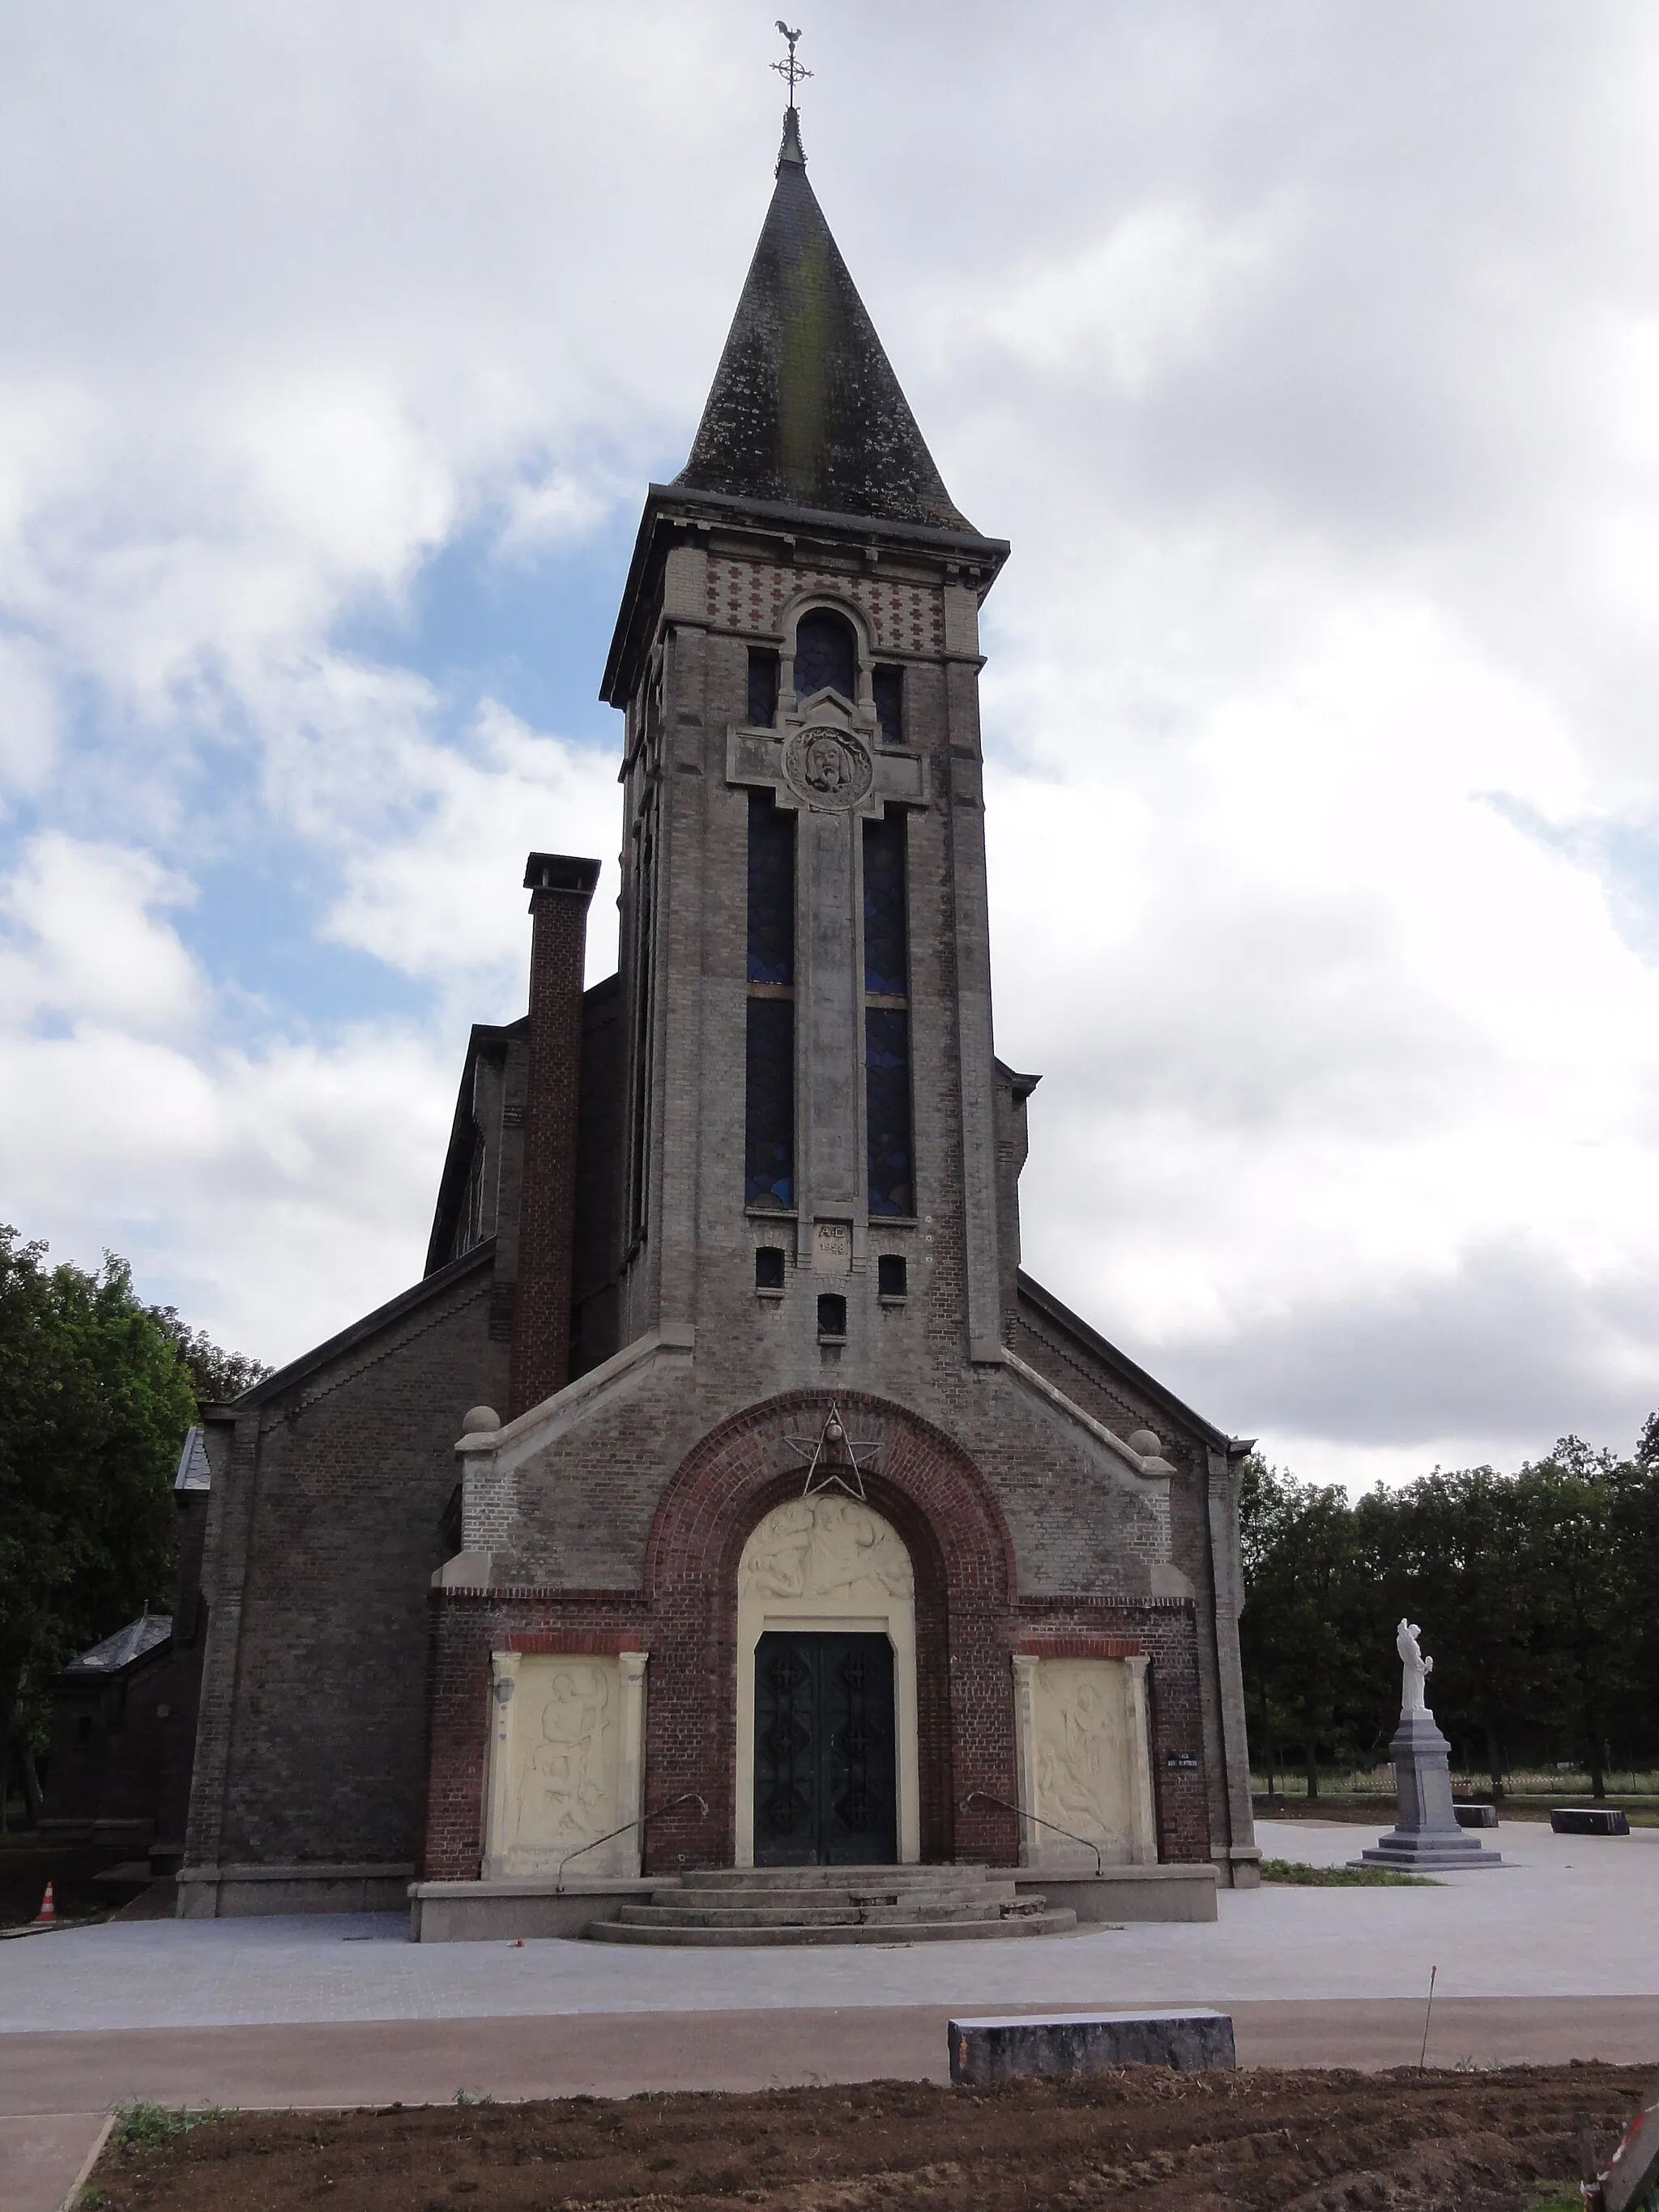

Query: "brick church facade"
left=176, top=108, right=1260, bottom=1920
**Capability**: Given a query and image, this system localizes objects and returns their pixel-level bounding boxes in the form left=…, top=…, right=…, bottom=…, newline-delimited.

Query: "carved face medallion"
left=783, top=725, right=873, bottom=811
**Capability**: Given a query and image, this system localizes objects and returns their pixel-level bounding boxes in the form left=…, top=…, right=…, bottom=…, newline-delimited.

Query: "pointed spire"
left=673, top=117, right=975, bottom=532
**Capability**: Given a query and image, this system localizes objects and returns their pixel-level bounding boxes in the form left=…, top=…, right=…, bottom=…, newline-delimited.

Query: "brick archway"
left=638, top=1390, right=1021, bottom=1872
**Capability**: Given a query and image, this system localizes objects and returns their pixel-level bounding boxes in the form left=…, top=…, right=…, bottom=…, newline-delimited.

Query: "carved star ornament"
left=785, top=1404, right=881, bottom=1499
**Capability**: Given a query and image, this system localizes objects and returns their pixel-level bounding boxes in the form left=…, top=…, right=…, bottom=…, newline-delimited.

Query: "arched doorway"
left=734, top=1495, right=919, bottom=1867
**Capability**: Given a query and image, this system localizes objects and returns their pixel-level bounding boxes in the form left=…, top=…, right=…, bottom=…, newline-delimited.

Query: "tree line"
left=0, top=1224, right=267, bottom=1823
left=1239, top=1427, right=1659, bottom=1800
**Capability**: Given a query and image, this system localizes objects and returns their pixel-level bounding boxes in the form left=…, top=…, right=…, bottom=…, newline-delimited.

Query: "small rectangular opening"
left=872, top=665, right=904, bottom=744
left=755, top=1247, right=786, bottom=1290
left=877, top=1254, right=907, bottom=1298
left=817, top=1293, right=847, bottom=1339
left=748, top=648, right=780, bottom=727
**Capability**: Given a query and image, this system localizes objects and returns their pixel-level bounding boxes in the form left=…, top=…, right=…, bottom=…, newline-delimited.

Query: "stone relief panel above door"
left=740, top=1495, right=915, bottom=1604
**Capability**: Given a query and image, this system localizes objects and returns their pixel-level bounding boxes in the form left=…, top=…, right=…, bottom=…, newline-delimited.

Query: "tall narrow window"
left=745, top=791, right=795, bottom=1208
left=626, top=787, right=659, bottom=1246
left=863, top=812, right=913, bottom=1217
left=794, top=608, right=857, bottom=702
left=872, top=666, right=904, bottom=745
left=747, top=647, right=779, bottom=727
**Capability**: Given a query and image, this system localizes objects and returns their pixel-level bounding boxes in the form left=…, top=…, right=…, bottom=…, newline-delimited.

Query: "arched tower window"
left=794, top=608, right=857, bottom=703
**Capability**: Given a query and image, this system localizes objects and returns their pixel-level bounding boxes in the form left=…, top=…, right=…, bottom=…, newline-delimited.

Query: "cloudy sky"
left=2, top=1, right=1657, bottom=1488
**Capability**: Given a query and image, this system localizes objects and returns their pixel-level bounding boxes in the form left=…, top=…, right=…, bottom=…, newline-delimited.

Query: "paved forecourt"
left=3, top=1822, right=1655, bottom=2209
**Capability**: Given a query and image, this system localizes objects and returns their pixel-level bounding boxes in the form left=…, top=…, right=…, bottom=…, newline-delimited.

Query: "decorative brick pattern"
left=705, top=560, right=946, bottom=658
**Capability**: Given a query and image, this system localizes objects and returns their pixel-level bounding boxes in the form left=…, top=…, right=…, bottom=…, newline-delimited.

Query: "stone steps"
left=676, top=1865, right=996, bottom=1890
left=613, top=1896, right=1016, bottom=1929
left=582, top=1862, right=1077, bottom=1946
left=586, top=1908, right=1079, bottom=1947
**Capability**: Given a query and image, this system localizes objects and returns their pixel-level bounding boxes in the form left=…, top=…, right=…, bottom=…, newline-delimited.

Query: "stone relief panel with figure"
left=1017, top=1656, right=1158, bottom=1869
left=740, top=1496, right=915, bottom=1604
left=482, top=1652, right=647, bottom=1879
left=517, top=1662, right=616, bottom=1856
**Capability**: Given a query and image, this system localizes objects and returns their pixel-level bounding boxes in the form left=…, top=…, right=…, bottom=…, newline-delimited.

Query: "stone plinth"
left=1353, top=1711, right=1502, bottom=1872
left=948, top=2010, right=1235, bottom=2086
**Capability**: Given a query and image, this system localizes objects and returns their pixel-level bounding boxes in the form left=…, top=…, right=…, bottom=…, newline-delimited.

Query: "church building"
left=177, top=102, right=1260, bottom=1931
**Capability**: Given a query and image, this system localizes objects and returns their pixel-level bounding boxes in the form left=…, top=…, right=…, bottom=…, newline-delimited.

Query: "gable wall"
left=182, top=1253, right=505, bottom=1907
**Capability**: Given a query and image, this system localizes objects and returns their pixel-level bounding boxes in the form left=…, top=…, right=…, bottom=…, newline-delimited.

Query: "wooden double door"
left=753, top=1631, right=898, bottom=1866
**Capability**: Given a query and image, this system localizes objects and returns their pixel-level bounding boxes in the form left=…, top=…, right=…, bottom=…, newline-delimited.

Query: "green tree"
left=1519, top=1442, right=1640, bottom=1798
left=1239, top=1458, right=1367, bottom=1796
left=147, top=1306, right=270, bottom=1404
left=1354, top=1468, right=1545, bottom=1796
left=1242, top=1429, right=1658, bottom=1801
left=0, top=1227, right=211, bottom=1819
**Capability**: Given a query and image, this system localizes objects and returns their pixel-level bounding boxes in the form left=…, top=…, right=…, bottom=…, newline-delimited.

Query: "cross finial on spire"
left=771, top=22, right=812, bottom=108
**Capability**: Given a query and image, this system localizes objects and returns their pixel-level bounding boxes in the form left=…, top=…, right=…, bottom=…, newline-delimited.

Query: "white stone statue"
left=1396, top=1619, right=1434, bottom=1718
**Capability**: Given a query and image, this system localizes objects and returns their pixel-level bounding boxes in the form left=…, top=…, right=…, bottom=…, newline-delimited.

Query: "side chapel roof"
left=66, top=1613, right=173, bottom=1673
left=673, top=109, right=974, bottom=533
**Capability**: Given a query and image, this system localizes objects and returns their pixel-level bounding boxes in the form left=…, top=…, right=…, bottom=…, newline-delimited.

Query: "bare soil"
left=87, top=2063, right=1653, bottom=2212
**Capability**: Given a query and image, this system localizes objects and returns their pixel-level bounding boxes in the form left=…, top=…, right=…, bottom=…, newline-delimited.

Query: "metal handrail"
left=961, top=1788, right=1102, bottom=1877
left=555, top=1792, right=708, bottom=1893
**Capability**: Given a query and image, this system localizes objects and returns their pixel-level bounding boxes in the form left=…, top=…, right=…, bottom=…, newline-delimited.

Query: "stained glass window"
left=863, top=813, right=907, bottom=997
left=748, top=791, right=795, bottom=985
left=794, top=609, right=856, bottom=702
left=865, top=1008, right=914, bottom=1217
left=872, top=666, right=904, bottom=744
left=745, top=997, right=795, bottom=1208
left=748, top=647, right=779, bottom=727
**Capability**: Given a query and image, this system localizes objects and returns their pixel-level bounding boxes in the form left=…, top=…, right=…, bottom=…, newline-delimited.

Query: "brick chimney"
left=509, top=851, right=602, bottom=1417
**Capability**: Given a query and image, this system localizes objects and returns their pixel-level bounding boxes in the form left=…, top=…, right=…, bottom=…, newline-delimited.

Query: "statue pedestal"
left=1351, top=1711, right=1502, bottom=1872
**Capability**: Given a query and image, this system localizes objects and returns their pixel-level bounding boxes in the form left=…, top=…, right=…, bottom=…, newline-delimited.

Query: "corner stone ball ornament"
left=783, top=725, right=873, bottom=811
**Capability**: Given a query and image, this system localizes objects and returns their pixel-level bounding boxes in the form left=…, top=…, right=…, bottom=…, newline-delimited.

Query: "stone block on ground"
left=1453, top=1802, right=1499, bottom=1828
left=947, top=2010, right=1235, bottom=2086
left=1553, top=1808, right=1631, bottom=1836
left=1597, top=2068, right=1659, bottom=2212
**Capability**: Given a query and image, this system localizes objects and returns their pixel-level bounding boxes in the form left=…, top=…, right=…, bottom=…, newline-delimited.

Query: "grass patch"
left=1259, top=1857, right=1439, bottom=1887
left=117, top=2103, right=237, bottom=2150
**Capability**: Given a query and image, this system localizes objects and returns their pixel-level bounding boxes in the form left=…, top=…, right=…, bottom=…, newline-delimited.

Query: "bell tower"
left=599, top=99, right=1016, bottom=1392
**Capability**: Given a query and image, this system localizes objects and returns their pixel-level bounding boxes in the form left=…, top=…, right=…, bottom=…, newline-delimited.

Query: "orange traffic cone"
left=32, top=1880, right=57, bottom=1924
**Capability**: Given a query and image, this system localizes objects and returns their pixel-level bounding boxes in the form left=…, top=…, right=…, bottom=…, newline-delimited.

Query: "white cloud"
left=0, top=637, right=60, bottom=800
left=2, top=0, right=1659, bottom=1474
left=0, top=834, right=205, bottom=1035
left=323, top=703, right=621, bottom=1007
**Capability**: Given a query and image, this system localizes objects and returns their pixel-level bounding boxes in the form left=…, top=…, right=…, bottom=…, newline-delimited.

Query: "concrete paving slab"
left=0, top=2111, right=111, bottom=2212
left=3, top=1820, right=1653, bottom=2035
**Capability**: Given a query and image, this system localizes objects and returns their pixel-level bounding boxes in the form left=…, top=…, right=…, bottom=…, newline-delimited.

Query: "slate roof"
left=674, top=109, right=974, bottom=533
left=66, top=1613, right=172, bottom=1674
left=173, top=1425, right=211, bottom=1492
